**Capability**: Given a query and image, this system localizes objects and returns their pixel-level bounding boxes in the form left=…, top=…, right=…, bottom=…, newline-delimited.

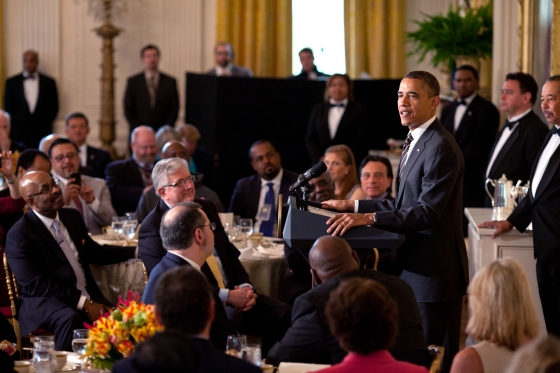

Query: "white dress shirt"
left=78, top=143, right=88, bottom=167
left=531, top=125, right=560, bottom=197
left=215, top=63, right=233, bottom=77
left=23, top=71, right=39, bottom=113
left=328, top=98, right=348, bottom=140
left=254, top=168, right=283, bottom=235
left=453, top=92, right=477, bottom=133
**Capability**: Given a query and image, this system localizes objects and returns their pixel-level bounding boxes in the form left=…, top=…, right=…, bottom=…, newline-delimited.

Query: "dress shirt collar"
left=23, top=71, right=38, bottom=79
left=459, top=92, right=477, bottom=105
left=216, top=63, right=233, bottom=76
left=366, top=191, right=388, bottom=200
left=260, top=168, right=283, bottom=188
left=328, top=98, right=349, bottom=107
left=51, top=172, right=69, bottom=186
left=508, top=108, right=532, bottom=123
left=409, top=115, right=436, bottom=138
left=168, top=251, right=201, bottom=272
left=144, top=70, right=160, bottom=84
left=34, top=210, right=61, bottom=231
left=132, top=157, right=153, bottom=170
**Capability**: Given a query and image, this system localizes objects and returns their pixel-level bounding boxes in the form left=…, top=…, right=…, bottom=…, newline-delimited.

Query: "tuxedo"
left=485, top=110, right=548, bottom=206
left=228, top=169, right=300, bottom=221
left=507, top=127, right=560, bottom=335
left=205, top=65, right=253, bottom=77
left=267, top=269, right=431, bottom=368
left=123, top=72, right=179, bottom=131
left=306, top=101, right=369, bottom=164
left=356, top=119, right=467, bottom=372
left=5, top=208, right=135, bottom=350
left=83, top=145, right=112, bottom=179
left=314, top=351, right=428, bottom=373
left=105, top=158, right=147, bottom=216
left=4, top=72, right=59, bottom=149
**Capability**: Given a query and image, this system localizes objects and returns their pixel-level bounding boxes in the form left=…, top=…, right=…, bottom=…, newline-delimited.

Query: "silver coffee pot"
left=485, top=174, right=514, bottom=212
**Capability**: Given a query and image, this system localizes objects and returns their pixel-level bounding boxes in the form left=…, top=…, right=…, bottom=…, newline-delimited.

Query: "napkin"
left=255, top=245, right=284, bottom=257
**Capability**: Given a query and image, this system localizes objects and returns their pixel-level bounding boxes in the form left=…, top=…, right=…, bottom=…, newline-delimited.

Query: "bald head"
left=162, top=140, right=189, bottom=160
left=39, top=134, right=62, bottom=154
left=131, top=126, right=157, bottom=165
left=309, top=236, right=360, bottom=283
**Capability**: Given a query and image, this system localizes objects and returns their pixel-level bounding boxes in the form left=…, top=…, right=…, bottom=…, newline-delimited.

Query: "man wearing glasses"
left=5, top=171, right=136, bottom=351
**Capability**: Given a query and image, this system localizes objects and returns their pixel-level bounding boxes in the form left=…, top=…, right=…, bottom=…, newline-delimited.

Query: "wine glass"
left=239, top=219, right=253, bottom=239
left=225, top=334, right=247, bottom=358
left=72, top=329, right=89, bottom=372
left=111, top=216, right=124, bottom=243
left=122, top=221, right=137, bottom=246
left=125, top=212, right=138, bottom=227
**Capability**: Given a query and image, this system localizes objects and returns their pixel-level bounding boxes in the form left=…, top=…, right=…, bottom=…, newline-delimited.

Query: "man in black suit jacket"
left=106, top=126, right=156, bottom=215
left=480, top=76, right=560, bottom=337
left=5, top=171, right=135, bottom=351
left=123, top=44, right=179, bottom=132
left=3, top=50, right=58, bottom=149
left=323, top=71, right=468, bottom=373
left=228, top=140, right=299, bottom=236
left=205, top=42, right=253, bottom=77
left=268, top=236, right=430, bottom=368
left=441, top=65, right=499, bottom=216
left=288, top=48, right=329, bottom=81
left=485, top=72, right=549, bottom=206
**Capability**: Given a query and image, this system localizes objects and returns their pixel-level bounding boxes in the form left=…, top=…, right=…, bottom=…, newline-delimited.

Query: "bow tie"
left=457, top=100, right=467, bottom=106
left=329, top=103, right=345, bottom=108
left=24, top=75, right=36, bottom=80
left=504, top=120, right=518, bottom=130
left=552, top=126, right=560, bottom=136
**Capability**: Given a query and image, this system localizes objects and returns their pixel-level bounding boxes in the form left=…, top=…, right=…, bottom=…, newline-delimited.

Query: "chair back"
left=428, top=345, right=445, bottom=373
left=3, top=253, right=21, bottom=352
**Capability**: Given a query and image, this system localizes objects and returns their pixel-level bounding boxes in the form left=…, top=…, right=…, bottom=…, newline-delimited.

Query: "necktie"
left=51, top=220, right=89, bottom=298
left=72, top=195, right=84, bottom=217
left=504, top=120, right=518, bottom=130
left=398, top=133, right=414, bottom=180
left=259, top=183, right=276, bottom=237
left=329, top=103, right=345, bottom=108
left=24, top=75, right=35, bottom=80
left=457, top=100, right=467, bottom=106
left=148, top=76, right=156, bottom=108
left=206, top=254, right=226, bottom=288
left=140, top=164, right=153, bottom=186
left=552, top=126, right=560, bottom=136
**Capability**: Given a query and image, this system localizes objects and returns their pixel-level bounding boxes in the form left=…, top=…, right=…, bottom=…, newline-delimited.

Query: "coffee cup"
left=56, top=351, right=68, bottom=369
left=13, top=360, right=30, bottom=373
left=102, top=226, right=117, bottom=240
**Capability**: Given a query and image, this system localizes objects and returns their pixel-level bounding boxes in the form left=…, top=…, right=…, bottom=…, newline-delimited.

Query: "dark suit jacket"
left=306, top=101, right=370, bottom=164
left=141, top=253, right=234, bottom=350
left=441, top=94, right=499, bottom=207
left=84, top=145, right=112, bottom=179
left=123, top=72, right=179, bottom=131
left=357, top=119, right=468, bottom=303
left=228, top=169, right=300, bottom=220
left=4, top=73, right=59, bottom=149
left=485, top=110, right=549, bottom=206
left=288, top=67, right=330, bottom=81
left=508, top=129, right=560, bottom=262
left=105, top=158, right=146, bottom=216
left=139, top=199, right=251, bottom=287
left=5, top=208, right=135, bottom=336
left=267, top=269, right=431, bottom=368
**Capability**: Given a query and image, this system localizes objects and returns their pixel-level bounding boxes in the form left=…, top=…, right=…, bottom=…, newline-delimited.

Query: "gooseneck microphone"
left=289, top=161, right=328, bottom=192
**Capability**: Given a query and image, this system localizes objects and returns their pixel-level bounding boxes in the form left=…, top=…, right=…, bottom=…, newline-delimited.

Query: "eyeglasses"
left=28, top=179, right=60, bottom=198
left=163, top=175, right=197, bottom=188
left=52, top=152, right=78, bottom=163
left=198, top=222, right=216, bottom=231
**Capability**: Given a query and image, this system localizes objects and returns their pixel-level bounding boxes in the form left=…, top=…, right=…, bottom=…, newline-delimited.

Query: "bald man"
left=5, top=171, right=135, bottom=351
left=268, top=236, right=431, bottom=368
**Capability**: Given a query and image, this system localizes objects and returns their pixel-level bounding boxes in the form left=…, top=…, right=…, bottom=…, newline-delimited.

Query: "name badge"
left=258, top=204, right=273, bottom=221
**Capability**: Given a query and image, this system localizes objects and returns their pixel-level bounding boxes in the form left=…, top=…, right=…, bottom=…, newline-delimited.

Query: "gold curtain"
left=0, top=0, right=4, bottom=107
left=344, top=0, right=405, bottom=79
left=216, top=0, right=292, bottom=78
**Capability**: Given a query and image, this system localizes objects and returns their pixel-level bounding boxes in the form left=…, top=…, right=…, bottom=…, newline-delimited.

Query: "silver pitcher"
left=485, top=174, right=514, bottom=212
left=510, top=180, right=530, bottom=207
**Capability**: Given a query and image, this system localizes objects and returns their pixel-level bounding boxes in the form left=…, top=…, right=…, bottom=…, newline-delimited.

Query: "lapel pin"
left=468, top=111, right=472, bottom=116
left=416, top=149, right=420, bottom=152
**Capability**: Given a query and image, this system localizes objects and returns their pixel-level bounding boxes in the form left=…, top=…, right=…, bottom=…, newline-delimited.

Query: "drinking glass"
left=125, top=212, right=138, bottom=228
left=224, top=223, right=239, bottom=242
left=72, top=329, right=89, bottom=372
left=244, top=344, right=262, bottom=366
left=111, top=216, right=125, bottom=243
left=225, top=334, right=247, bottom=358
left=239, top=219, right=253, bottom=238
left=33, top=340, right=56, bottom=373
left=122, top=221, right=137, bottom=246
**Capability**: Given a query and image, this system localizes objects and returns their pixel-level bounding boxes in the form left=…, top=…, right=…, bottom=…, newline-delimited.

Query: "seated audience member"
left=450, top=258, right=539, bottom=373
left=228, top=140, right=299, bottom=236
left=505, top=336, right=560, bottom=373
left=0, top=110, right=26, bottom=154
left=49, top=138, right=116, bottom=235
left=306, top=74, right=369, bottom=164
left=206, top=42, right=253, bottom=77
left=289, top=48, right=329, bottom=81
left=176, top=124, right=215, bottom=186
left=314, top=277, right=428, bottom=373
left=106, top=126, right=156, bottom=216
left=39, top=134, right=62, bottom=154
left=139, top=159, right=291, bottom=354
left=308, top=170, right=336, bottom=203
left=324, top=145, right=365, bottom=200
left=5, top=171, right=136, bottom=351
left=64, top=112, right=112, bottom=179
left=360, top=155, right=393, bottom=200
left=117, top=266, right=260, bottom=373
left=136, top=140, right=223, bottom=222
left=0, top=151, right=28, bottom=240
left=267, top=236, right=431, bottom=368
left=155, top=124, right=181, bottom=157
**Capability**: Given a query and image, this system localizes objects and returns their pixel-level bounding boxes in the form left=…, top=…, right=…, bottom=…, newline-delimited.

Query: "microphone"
left=289, top=161, right=327, bottom=192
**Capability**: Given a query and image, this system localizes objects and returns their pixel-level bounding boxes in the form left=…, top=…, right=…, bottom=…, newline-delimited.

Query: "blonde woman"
left=324, top=145, right=365, bottom=201
left=450, top=258, right=539, bottom=373
left=505, top=335, right=560, bottom=373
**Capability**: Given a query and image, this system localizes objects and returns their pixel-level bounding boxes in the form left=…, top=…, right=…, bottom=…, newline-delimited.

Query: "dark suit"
left=267, top=269, right=431, bottom=368
left=105, top=158, right=146, bottom=216
left=306, top=101, right=369, bottom=164
left=356, top=119, right=467, bottom=372
left=5, top=208, right=135, bottom=350
left=441, top=94, right=499, bottom=209
left=288, top=67, right=329, bottom=81
left=142, top=253, right=234, bottom=350
left=485, top=110, right=549, bottom=206
left=123, top=72, right=179, bottom=131
left=84, top=145, right=112, bottom=179
left=4, top=73, right=59, bottom=149
left=228, top=169, right=300, bottom=221
left=507, top=127, right=560, bottom=336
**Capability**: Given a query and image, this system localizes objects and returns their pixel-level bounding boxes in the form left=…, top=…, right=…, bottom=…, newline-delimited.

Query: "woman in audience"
left=315, top=277, right=428, bottom=373
left=450, top=258, right=539, bottom=373
left=505, top=336, right=560, bottom=373
left=324, top=145, right=365, bottom=200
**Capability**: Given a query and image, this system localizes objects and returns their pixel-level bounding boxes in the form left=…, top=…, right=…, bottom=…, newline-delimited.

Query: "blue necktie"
left=260, top=183, right=276, bottom=237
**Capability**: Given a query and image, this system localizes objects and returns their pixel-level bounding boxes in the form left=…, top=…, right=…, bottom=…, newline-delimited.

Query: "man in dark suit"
left=289, top=48, right=329, bottom=81
left=205, top=42, right=253, bottom=77
left=123, top=44, right=179, bottom=132
left=441, top=65, right=499, bottom=218
left=139, top=158, right=291, bottom=354
left=117, top=264, right=260, bottom=373
left=479, top=75, right=560, bottom=337
left=106, top=126, right=156, bottom=215
left=3, top=50, right=58, bottom=149
left=64, top=112, right=112, bottom=179
left=5, top=171, right=135, bottom=351
left=484, top=72, right=549, bottom=206
left=323, top=71, right=468, bottom=373
left=228, top=140, right=299, bottom=237
left=268, top=236, right=430, bottom=368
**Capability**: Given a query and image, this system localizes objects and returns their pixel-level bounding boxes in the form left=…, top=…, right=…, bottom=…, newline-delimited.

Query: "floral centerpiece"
left=85, top=291, right=163, bottom=370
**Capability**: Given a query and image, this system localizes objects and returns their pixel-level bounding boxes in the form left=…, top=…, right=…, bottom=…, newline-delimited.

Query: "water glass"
left=111, top=216, right=125, bottom=243
left=125, top=212, right=138, bottom=228
left=225, top=334, right=247, bottom=358
left=244, top=344, right=262, bottom=366
left=122, top=221, right=137, bottom=245
left=72, top=329, right=89, bottom=372
left=33, top=340, right=56, bottom=373
left=239, top=218, right=253, bottom=238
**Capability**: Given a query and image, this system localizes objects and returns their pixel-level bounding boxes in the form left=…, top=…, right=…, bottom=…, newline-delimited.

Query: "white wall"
left=3, top=0, right=217, bottom=155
